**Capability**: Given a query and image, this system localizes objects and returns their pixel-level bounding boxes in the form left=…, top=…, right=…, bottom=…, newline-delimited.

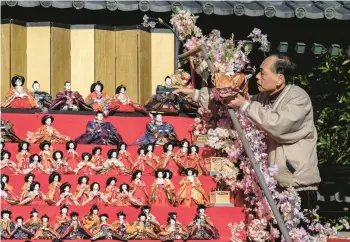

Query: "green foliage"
left=299, top=50, right=350, bottom=165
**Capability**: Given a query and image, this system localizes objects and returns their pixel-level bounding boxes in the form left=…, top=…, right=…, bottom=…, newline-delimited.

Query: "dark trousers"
left=298, top=190, right=318, bottom=211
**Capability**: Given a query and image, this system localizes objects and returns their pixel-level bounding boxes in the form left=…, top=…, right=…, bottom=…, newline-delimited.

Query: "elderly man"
left=175, top=54, right=321, bottom=210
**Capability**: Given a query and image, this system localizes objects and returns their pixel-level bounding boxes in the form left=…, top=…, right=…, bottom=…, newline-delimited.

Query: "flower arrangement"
left=169, top=10, right=202, bottom=41
left=206, top=127, right=237, bottom=155
left=170, top=69, right=191, bottom=87
left=190, top=108, right=214, bottom=144
left=213, top=157, right=241, bottom=191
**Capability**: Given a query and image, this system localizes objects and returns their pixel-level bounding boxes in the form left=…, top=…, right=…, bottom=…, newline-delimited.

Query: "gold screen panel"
left=26, top=23, right=51, bottom=93
left=94, top=28, right=116, bottom=97
left=1, top=23, right=11, bottom=99
left=138, top=30, right=152, bottom=104
left=10, top=22, right=27, bottom=86
left=51, top=24, right=71, bottom=97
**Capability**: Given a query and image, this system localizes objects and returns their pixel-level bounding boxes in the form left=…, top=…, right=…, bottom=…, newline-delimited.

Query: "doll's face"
left=121, top=184, right=127, bottom=191
left=22, top=143, right=28, bottom=150
left=28, top=176, right=34, bottom=182
left=64, top=186, right=70, bottom=192
left=95, top=149, right=101, bottom=155
left=139, top=216, right=146, bottom=222
left=33, top=83, right=40, bottom=91
left=34, top=184, right=40, bottom=190
left=140, top=149, right=145, bottom=155
left=72, top=216, right=78, bottom=221
left=55, top=153, right=62, bottom=159
left=82, top=178, right=87, bottom=184
left=1, top=177, right=7, bottom=183
left=187, top=170, right=193, bottom=176
left=110, top=180, right=116, bottom=186
left=120, top=87, right=125, bottom=94
left=64, top=82, right=71, bottom=91
left=165, top=77, right=172, bottom=86
left=96, top=113, right=104, bottom=121
left=191, top=147, right=197, bottom=153
left=147, top=145, right=153, bottom=152
left=93, top=184, right=99, bottom=191
left=54, top=175, right=59, bottom=181
left=170, top=218, right=176, bottom=225
left=0, top=144, right=3, bottom=150
left=167, top=145, right=173, bottom=151
left=33, top=156, right=39, bottom=162
left=62, top=208, right=68, bottom=214
left=42, top=217, right=48, bottom=222
left=84, top=155, right=89, bottom=161
left=33, top=212, right=38, bottom=218
left=15, top=78, right=22, bottom=86
left=121, top=144, right=126, bottom=150
left=183, top=142, right=189, bottom=148
left=101, top=216, right=107, bottom=222
left=95, top=85, right=102, bottom=92
left=155, top=114, right=162, bottom=122
left=44, top=144, right=50, bottom=150
left=69, top=143, right=75, bottom=149
left=112, top=152, right=117, bottom=158
left=45, top=118, right=52, bottom=125
left=137, top=172, right=142, bottom=178
left=165, top=172, right=170, bottom=179
left=3, top=153, right=9, bottom=159
left=143, top=209, right=149, bottom=214
left=93, top=209, right=98, bottom=215
left=119, top=215, right=125, bottom=220
left=3, top=213, right=9, bottom=219
left=157, top=172, right=164, bottom=178
left=17, top=218, right=23, bottom=224
left=199, top=208, right=205, bottom=214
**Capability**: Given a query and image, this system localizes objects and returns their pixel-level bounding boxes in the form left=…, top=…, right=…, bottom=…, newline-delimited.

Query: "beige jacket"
left=242, top=84, right=321, bottom=188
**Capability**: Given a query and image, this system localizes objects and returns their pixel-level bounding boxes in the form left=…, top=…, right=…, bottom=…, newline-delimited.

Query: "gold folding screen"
left=1, top=22, right=11, bottom=99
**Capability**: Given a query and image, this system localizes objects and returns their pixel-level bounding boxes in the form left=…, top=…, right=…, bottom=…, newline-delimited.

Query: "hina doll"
left=0, top=208, right=15, bottom=239
left=130, top=170, right=149, bottom=205
left=10, top=216, right=33, bottom=239
left=131, top=147, right=156, bottom=175
left=187, top=204, right=219, bottom=239
left=174, top=139, right=190, bottom=173
left=104, top=177, right=118, bottom=204
left=118, top=142, right=133, bottom=169
left=111, top=211, right=129, bottom=240
left=81, top=182, right=110, bottom=206
left=158, top=142, right=182, bottom=176
left=19, top=173, right=35, bottom=201
left=75, top=111, right=124, bottom=145
left=56, top=183, right=80, bottom=206
left=19, top=181, right=55, bottom=206
left=39, top=141, right=56, bottom=173
left=1, top=75, right=39, bottom=109
left=1, top=119, right=24, bottom=143
left=112, top=183, right=143, bottom=208
left=141, top=205, right=161, bottom=234
left=65, top=140, right=79, bottom=169
left=125, top=213, right=159, bottom=240
left=144, top=143, right=160, bottom=171
left=185, top=145, right=208, bottom=176
left=25, top=208, right=41, bottom=234
left=60, top=212, right=92, bottom=239
left=158, top=215, right=189, bottom=241
left=1, top=150, right=22, bottom=174
left=32, top=81, right=52, bottom=110
left=0, top=174, right=18, bottom=201
left=135, top=114, right=178, bottom=146
left=97, top=149, right=130, bottom=175
left=164, top=170, right=176, bottom=200
left=53, top=150, right=73, bottom=174
left=91, top=214, right=113, bottom=240
left=54, top=205, right=71, bottom=232
left=175, top=168, right=208, bottom=207
left=32, top=215, right=60, bottom=239
left=0, top=182, right=7, bottom=200
left=16, top=141, right=31, bottom=170
left=74, top=153, right=100, bottom=175
left=83, top=205, right=101, bottom=235
left=46, top=172, right=61, bottom=201
left=105, top=85, right=148, bottom=115
left=27, top=115, right=71, bottom=144
left=74, top=176, right=90, bottom=204
left=149, top=170, right=174, bottom=207
left=0, top=142, right=4, bottom=153
left=50, top=81, right=92, bottom=111
left=85, top=81, right=110, bottom=112
left=22, top=154, right=45, bottom=175
left=91, top=146, right=106, bottom=166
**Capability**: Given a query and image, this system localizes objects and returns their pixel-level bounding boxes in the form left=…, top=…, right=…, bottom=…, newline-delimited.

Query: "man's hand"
left=172, top=87, right=194, bottom=98
left=221, top=93, right=247, bottom=110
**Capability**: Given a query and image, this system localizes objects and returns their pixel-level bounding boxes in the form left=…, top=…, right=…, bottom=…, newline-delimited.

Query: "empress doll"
left=118, top=142, right=133, bottom=169
left=185, top=145, right=208, bottom=176
left=158, top=216, right=189, bottom=241
left=1, top=75, right=39, bottom=109
left=1, top=119, right=24, bottom=143
left=130, top=170, right=149, bottom=205
left=83, top=205, right=100, bottom=235
left=50, top=81, right=92, bottom=111
left=131, top=147, right=156, bottom=175
left=81, top=182, right=109, bottom=206
left=149, top=170, right=174, bottom=207
left=135, top=113, right=178, bottom=146
left=32, top=214, right=60, bottom=239
left=27, top=115, right=71, bottom=144
left=19, top=173, right=35, bottom=202
left=104, top=177, right=118, bottom=203
left=0, top=208, right=15, bottom=239
left=16, top=141, right=31, bottom=170
left=19, top=181, right=55, bottom=206
left=112, top=183, right=143, bottom=208
left=90, top=214, right=113, bottom=240
left=144, top=143, right=160, bottom=171
left=46, top=172, right=61, bottom=201
left=53, top=150, right=73, bottom=174
left=74, top=176, right=90, bottom=204
left=10, top=216, right=33, bottom=239
left=75, top=111, right=124, bottom=145
left=97, top=149, right=130, bottom=175
left=56, top=183, right=80, bottom=206
left=141, top=205, right=161, bottom=234
left=0, top=174, right=18, bottom=200
left=60, top=212, right=92, bottom=239
left=65, top=140, right=79, bottom=169
left=91, top=146, right=105, bottom=166
left=158, top=141, right=182, bottom=176
left=111, top=211, right=129, bottom=240
left=54, top=205, right=71, bottom=232
left=32, top=81, right=52, bottom=110
left=125, top=213, right=159, bottom=240
left=175, top=168, right=208, bottom=207
left=74, top=153, right=100, bottom=175
left=22, top=154, right=46, bottom=175
left=25, top=208, right=41, bottom=234
left=1, top=150, right=21, bottom=174
left=105, top=84, right=148, bottom=115
left=187, top=204, right=219, bottom=239
left=85, top=81, right=110, bottom=112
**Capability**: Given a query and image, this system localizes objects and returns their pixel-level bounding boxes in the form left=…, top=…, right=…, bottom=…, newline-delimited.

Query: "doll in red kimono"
left=1, top=150, right=21, bottom=174
left=130, top=170, right=149, bottom=205
left=22, top=154, right=46, bottom=175
left=118, top=142, right=133, bottom=169
left=81, top=182, right=110, bottom=206
left=65, top=140, right=79, bottom=169
left=184, top=145, right=208, bottom=176
left=74, top=176, right=90, bottom=204
left=16, top=141, right=31, bottom=170
left=131, top=147, right=156, bottom=175
left=158, top=141, right=182, bottom=176
left=85, top=81, right=110, bottom=112
left=56, top=183, right=80, bottom=206
left=91, top=146, right=106, bottom=167
left=104, top=177, right=118, bottom=204
left=53, top=150, right=73, bottom=174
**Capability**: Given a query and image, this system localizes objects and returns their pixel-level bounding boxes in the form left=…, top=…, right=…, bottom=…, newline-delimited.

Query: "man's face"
left=33, top=83, right=40, bottom=91
left=96, top=113, right=104, bottom=121
left=156, top=114, right=162, bottom=122
left=65, top=83, right=71, bottom=91
left=255, top=56, right=284, bottom=94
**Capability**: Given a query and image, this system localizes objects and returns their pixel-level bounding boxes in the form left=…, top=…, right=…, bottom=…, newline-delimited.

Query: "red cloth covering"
left=10, top=98, right=34, bottom=109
